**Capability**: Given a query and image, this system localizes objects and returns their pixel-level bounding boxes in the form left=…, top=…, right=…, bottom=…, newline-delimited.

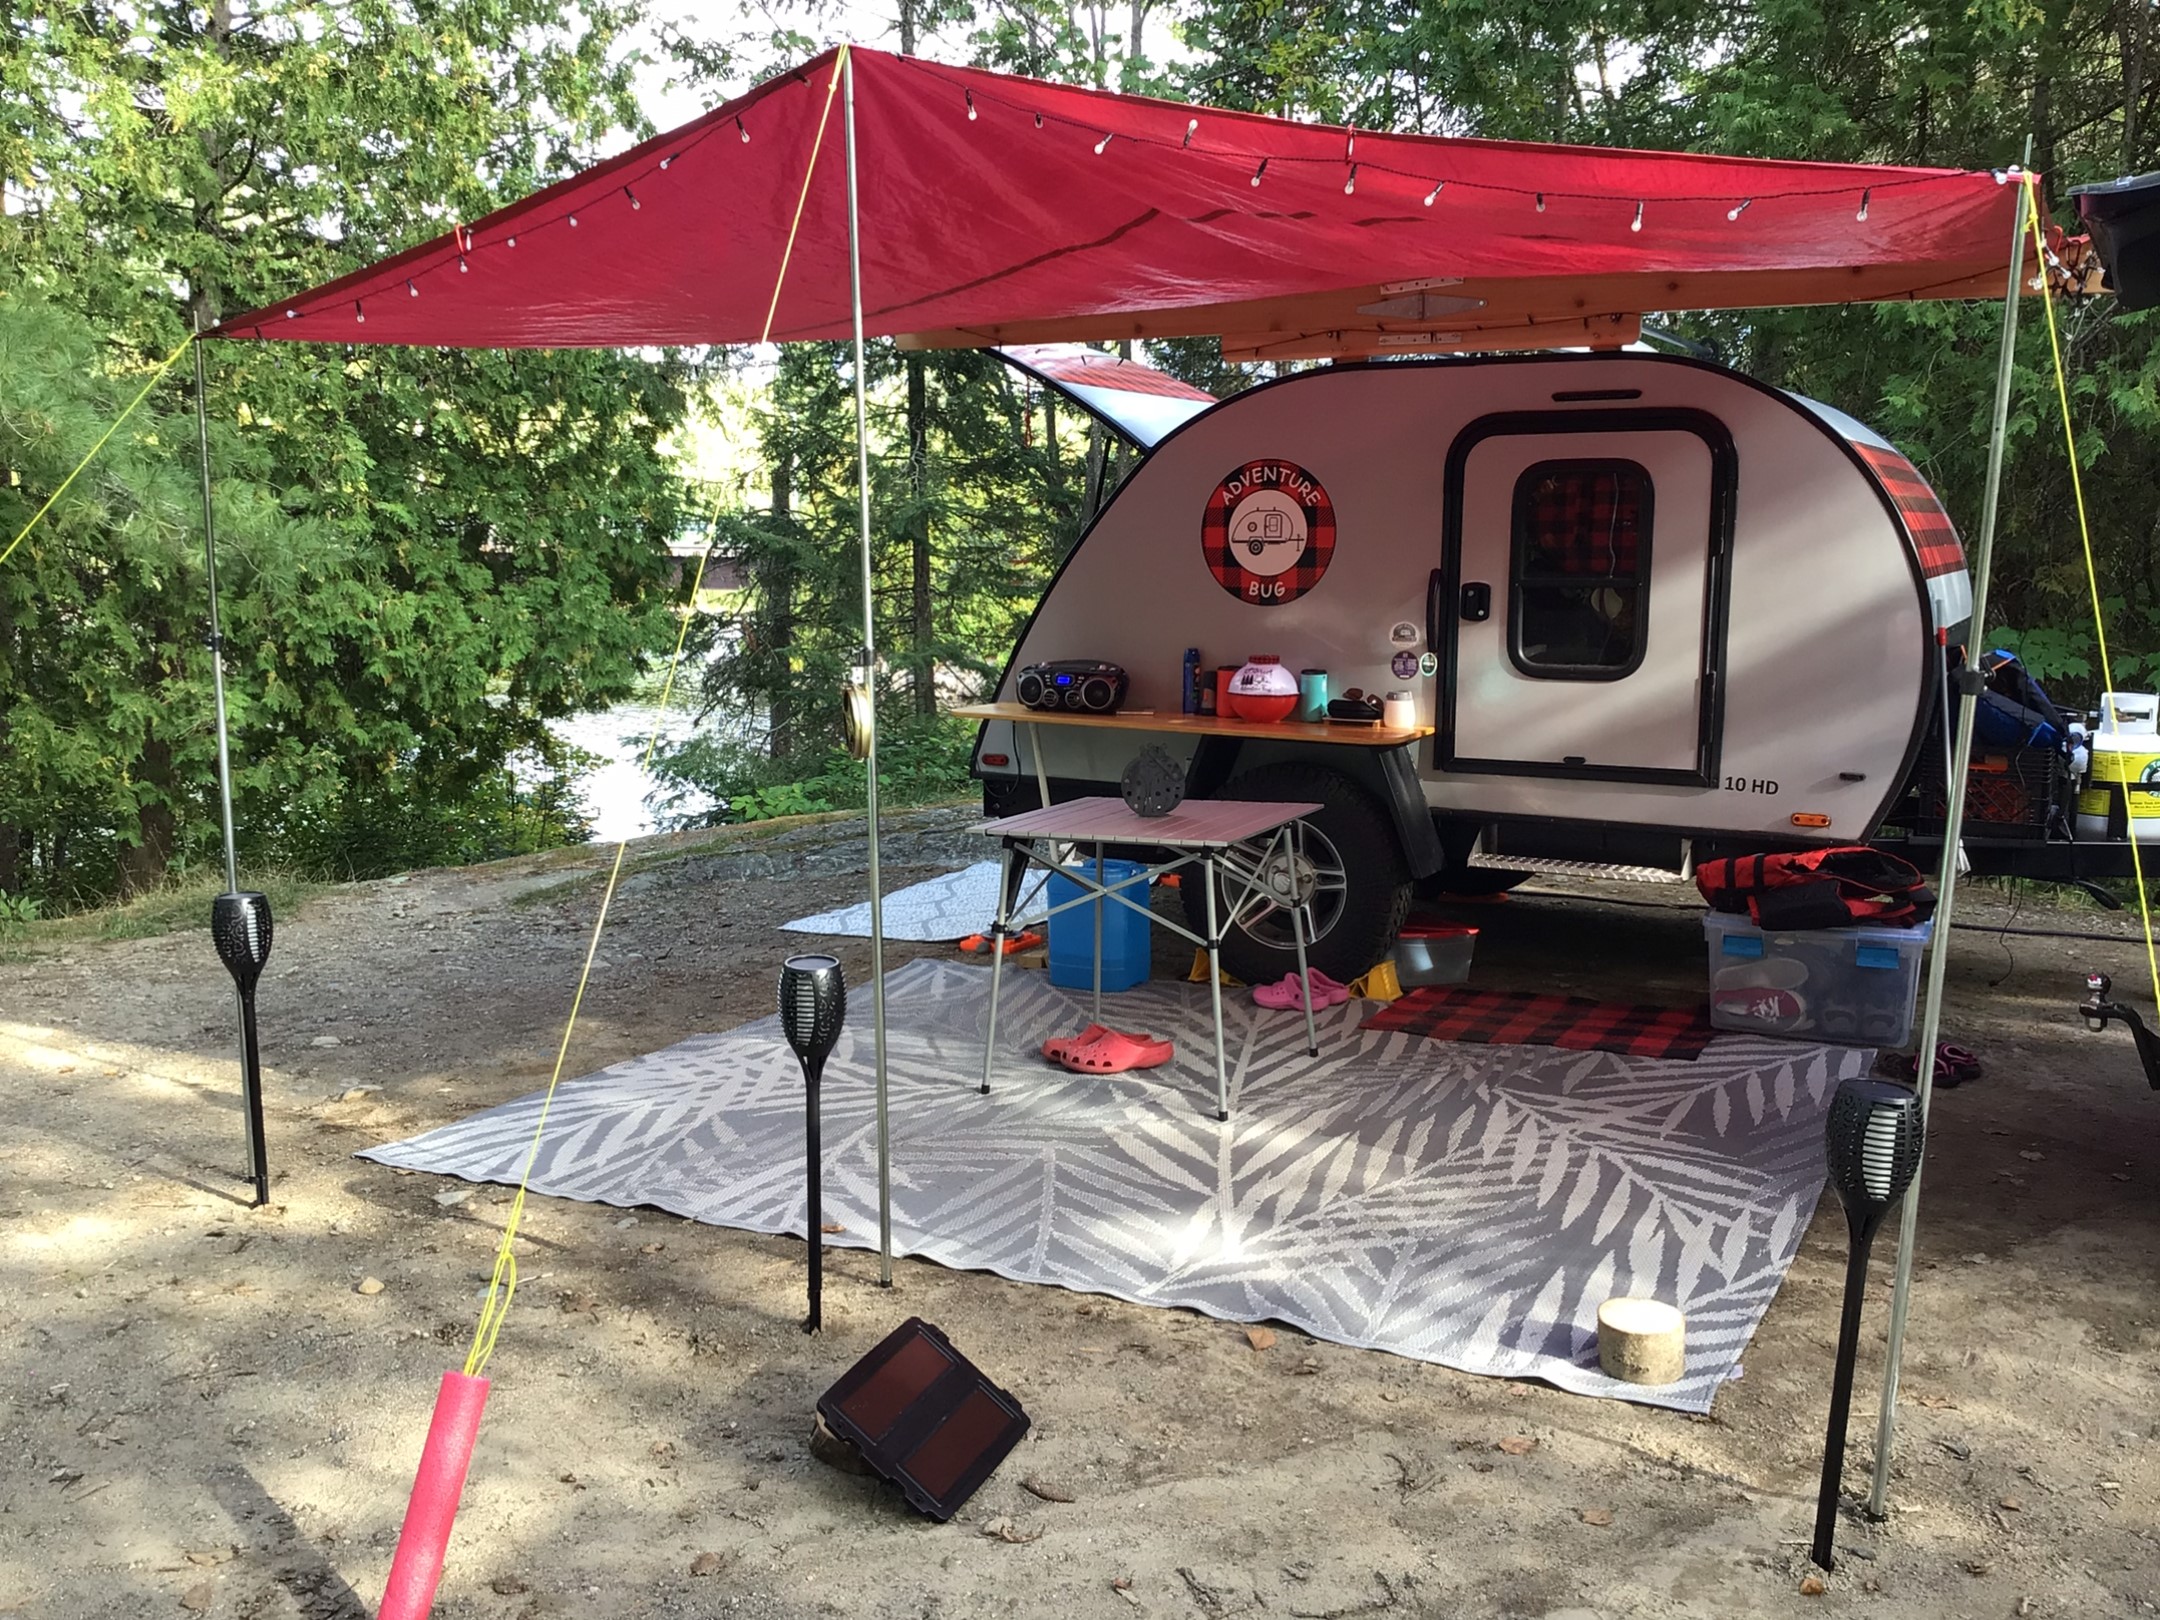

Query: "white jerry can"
left=2077, top=692, right=2160, bottom=842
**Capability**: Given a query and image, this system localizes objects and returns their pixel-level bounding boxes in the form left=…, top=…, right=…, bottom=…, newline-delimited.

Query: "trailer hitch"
left=2079, top=972, right=2160, bottom=1090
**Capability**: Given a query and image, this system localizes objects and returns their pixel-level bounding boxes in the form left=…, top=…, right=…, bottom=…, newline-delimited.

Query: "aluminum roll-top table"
left=975, top=795, right=1326, bottom=1120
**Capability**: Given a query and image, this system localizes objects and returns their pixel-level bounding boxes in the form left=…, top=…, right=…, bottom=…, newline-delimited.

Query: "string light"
left=1727, top=197, right=1752, bottom=221
left=1343, top=164, right=1358, bottom=195
left=1535, top=192, right=1546, bottom=212
left=354, top=300, right=365, bottom=324
left=507, top=234, right=518, bottom=247
left=284, top=308, right=296, bottom=319
left=1033, top=111, right=1043, bottom=129
left=624, top=186, right=640, bottom=210
left=1182, top=117, right=1197, bottom=148
left=966, top=90, right=977, bottom=120
left=1251, top=157, right=1268, bottom=187
left=736, top=116, right=750, bottom=143
left=659, top=154, right=676, bottom=170
left=1095, top=132, right=1113, bottom=154
left=1631, top=199, right=1644, bottom=232
left=458, top=255, right=469, bottom=272
left=1423, top=180, right=1444, bottom=206
left=406, top=278, right=418, bottom=296
left=1857, top=187, right=1871, bottom=221
left=568, top=212, right=579, bottom=227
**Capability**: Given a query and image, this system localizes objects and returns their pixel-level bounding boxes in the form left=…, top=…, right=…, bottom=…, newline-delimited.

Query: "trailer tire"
left=1182, top=763, right=1412, bottom=986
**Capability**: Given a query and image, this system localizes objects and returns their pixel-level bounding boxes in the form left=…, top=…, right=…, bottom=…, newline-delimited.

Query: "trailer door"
left=1438, top=411, right=1731, bottom=787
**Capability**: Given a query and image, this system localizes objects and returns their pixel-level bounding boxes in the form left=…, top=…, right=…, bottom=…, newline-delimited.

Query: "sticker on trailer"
left=1392, top=651, right=1419, bottom=680
left=1203, top=460, right=1336, bottom=606
left=1418, top=651, right=1438, bottom=678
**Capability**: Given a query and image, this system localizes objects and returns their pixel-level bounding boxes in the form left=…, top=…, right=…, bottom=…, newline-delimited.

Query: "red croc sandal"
left=1059, top=1029, right=1174, bottom=1074
left=1042, top=1024, right=1110, bottom=1064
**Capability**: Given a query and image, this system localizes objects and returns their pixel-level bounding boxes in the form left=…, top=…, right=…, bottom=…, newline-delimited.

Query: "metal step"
left=1467, top=853, right=1691, bottom=885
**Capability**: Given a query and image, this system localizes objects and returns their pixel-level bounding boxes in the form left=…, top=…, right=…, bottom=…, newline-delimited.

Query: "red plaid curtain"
left=1520, top=465, right=1645, bottom=579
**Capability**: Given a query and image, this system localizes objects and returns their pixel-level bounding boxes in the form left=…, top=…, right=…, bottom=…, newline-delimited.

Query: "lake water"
left=546, top=702, right=720, bottom=843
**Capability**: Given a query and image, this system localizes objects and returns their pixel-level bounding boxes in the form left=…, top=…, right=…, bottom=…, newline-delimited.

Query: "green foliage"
left=661, top=711, right=978, bottom=823
left=3, top=0, right=703, bottom=907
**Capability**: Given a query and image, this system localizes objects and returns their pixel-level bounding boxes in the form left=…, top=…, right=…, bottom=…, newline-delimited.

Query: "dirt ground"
left=4, top=808, right=2159, bottom=1620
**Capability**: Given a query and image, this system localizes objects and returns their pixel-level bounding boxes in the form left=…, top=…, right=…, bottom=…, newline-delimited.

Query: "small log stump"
left=1596, top=1297, right=1686, bottom=1385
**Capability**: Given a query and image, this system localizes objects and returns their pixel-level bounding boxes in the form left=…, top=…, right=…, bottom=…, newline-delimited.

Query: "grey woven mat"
left=363, top=960, right=1866, bottom=1410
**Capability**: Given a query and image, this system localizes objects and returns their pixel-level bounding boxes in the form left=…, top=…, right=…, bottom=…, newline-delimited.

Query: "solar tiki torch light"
left=780, top=953, right=846, bottom=1334
left=1812, top=1077, right=1925, bottom=1572
left=211, top=890, right=274, bottom=1206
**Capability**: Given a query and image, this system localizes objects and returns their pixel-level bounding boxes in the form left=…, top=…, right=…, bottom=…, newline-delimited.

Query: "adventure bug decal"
left=1202, top=459, right=1336, bottom=606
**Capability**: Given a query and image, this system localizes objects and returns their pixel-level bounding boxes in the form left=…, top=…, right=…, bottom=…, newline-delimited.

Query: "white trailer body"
left=974, top=352, right=1971, bottom=980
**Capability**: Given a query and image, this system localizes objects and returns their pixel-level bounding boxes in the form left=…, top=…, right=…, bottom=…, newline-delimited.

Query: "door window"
left=1509, top=460, right=1653, bottom=679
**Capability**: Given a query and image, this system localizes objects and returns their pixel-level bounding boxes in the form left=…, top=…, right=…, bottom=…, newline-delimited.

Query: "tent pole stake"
left=1866, top=159, right=2032, bottom=1521
left=843, top=47, right=895, bottom=1287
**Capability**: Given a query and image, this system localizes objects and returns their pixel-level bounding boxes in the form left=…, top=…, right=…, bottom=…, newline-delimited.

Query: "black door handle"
left=1460, top=582, right=1492, bottom=622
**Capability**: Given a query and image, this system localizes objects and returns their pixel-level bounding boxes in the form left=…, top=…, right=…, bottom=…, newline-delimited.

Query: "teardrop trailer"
left=970, top=347, right=2098, bottom=986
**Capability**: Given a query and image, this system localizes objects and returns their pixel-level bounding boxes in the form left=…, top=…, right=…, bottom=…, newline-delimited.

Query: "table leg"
left=981, top=843, right=1027, bottom=1096
left=1028, top=721, right=1051, bottom=812
left=1093, top=846, right=1104, bottom=1028
left=1203, top=852, right=1230, bottom=1122
left=1288, top=839, right=1320, bottom=1058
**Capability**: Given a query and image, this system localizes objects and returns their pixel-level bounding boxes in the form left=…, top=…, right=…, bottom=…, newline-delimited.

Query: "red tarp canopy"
left=214, top=46, right=2028, bottom=360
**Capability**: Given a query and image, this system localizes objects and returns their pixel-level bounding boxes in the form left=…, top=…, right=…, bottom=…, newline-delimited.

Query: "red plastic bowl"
left=1231, top=691, right=1299, bottom=723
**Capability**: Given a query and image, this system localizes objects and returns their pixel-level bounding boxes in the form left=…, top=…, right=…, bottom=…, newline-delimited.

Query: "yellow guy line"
left=467, top=52, right=848, bottom=1380
left=759, top=47, right=848, bottom=346
left=0, top=337, right=194, bottom=573
left=2026, top=177, right=2160, bottom=1011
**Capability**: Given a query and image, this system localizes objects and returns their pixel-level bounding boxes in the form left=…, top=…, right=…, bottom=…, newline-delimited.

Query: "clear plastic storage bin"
left=1702, top=912, right=1932, bottom=1046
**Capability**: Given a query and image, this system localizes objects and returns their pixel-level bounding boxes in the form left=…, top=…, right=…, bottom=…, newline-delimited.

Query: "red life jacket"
left=1695, top=847, right=1935, bottom=931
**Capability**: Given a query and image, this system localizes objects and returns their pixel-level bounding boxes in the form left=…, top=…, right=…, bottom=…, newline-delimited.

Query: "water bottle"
left=1182, top=647, right=1202, bottom=714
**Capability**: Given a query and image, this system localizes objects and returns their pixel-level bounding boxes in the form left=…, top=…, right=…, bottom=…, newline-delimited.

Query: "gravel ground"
left=3, top=807, right=2158, bottom=1619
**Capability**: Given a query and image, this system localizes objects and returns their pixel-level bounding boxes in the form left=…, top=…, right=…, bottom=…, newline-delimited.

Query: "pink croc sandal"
left=1042, top=1024, right=1110, bottom=1065
left=1252, top=970, right=1351, bottom=1011
left=1059, top=1029, right=1174, bottom=1074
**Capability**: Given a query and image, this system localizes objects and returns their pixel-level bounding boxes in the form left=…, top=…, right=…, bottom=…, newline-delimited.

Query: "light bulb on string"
left=1033, top=111, right=1043, bottom=129
left=1251, top=157, right=1268, bottom=187
left=1344, top=164, right=1358, bottom=196
left=736, top=116, right=750, bottom=143
left=625, top=186, right=639, bottom=210
left=1423, top=181, right=1444, bottom=206
left=1535, top=192, right=1546, bottom=212
left=568, top=212, right=579, bottom=227
left=659, top=154, right=675, bottom=170
left=966, top=90, right=977, bottom=121
left=1856, top=187, right=1871, bottom=221
left=406, top=278, right=418, bottom=297
left=1631, top=199, right=1644, bottom=232
left=507, top=234, right=517, bottom=247
left=354, top=300, right=365, bottom=324
left=1183, top=118, right=1197, bottom=149
left=284, top=309, right=296, bottom=320
left=1727, top=197, right=1752, bottom=221
left=458, top=255, right=468, bottom=273
left=1095, top=132, right=1113, bottom=154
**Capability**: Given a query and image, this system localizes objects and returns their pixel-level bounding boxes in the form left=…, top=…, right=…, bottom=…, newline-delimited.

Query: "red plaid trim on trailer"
left=1852, top=443, right=1966, bottom=579
left=1201, top=459, right=1336, bottom=607
left=1362, top=987, right=1718, bottom=1060
left=1518, top=463, right=1644, bottom=579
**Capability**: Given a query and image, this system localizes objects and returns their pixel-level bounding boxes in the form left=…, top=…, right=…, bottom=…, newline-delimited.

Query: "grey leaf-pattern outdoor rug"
left=780, top=860, right=1049, bottom=941
left=362, top=959, right=1868, bottom=1411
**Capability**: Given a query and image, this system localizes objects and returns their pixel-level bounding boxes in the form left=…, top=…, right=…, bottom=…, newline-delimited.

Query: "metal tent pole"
left=193, top=332, right=269, bottom=1205
left=192, top=335, right=241, bottom=896
left=1866, top=170, right=2032, bottom=1520
left=842, top=48, right=894, bottom=1287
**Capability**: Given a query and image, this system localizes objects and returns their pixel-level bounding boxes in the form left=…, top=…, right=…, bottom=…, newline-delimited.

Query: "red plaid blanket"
left=1363, top=987, right=1718, bottom=1061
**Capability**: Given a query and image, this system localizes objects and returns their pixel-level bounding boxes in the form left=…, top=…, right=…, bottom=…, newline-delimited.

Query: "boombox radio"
left=1015, top=660, right=1128, bottom=714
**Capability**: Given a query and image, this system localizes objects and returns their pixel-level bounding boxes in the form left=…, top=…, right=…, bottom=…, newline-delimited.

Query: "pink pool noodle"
left=377, top=1371, right=491, bottom=1620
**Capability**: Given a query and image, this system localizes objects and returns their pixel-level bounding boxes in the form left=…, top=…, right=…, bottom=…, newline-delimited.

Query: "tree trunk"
left=906, top=353, right=934, bottom=716
left=118, top=733, right=178, bottom=898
